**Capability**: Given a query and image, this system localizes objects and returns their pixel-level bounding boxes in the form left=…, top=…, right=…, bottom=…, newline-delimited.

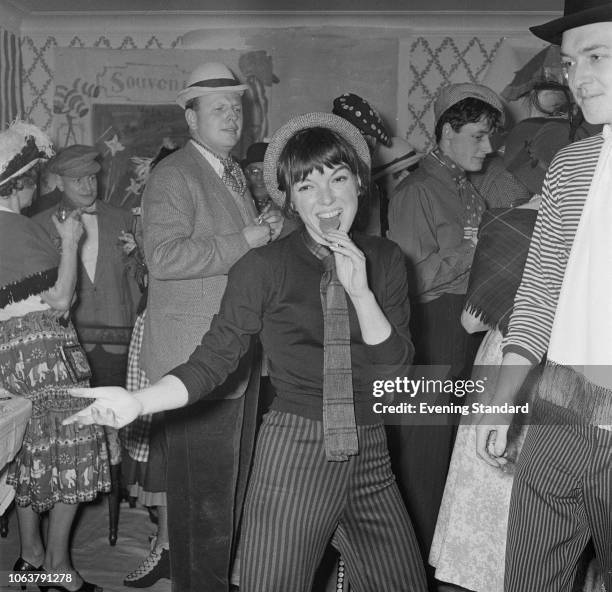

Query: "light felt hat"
left=434, top=83, right=505, bottom=127
left=176, top=62, right=248, bottom=109
left=263, top=112, right=370, bottom=208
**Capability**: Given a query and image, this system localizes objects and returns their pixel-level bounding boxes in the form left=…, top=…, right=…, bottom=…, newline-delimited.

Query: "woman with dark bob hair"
left=0, top=121, right=109, bottom=592
left=65, top=112, right=427, bottom=591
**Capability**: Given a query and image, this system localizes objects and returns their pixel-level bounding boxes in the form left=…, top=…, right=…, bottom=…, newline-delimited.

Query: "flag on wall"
left=0, top=28, right=24, bottom=129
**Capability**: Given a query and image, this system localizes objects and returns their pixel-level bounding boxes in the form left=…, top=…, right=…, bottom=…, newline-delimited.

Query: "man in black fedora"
left=476, top=1, right=612, bottom=590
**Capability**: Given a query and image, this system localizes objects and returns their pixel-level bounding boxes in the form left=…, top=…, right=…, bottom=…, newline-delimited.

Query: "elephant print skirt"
left=0, top=310, right=111, bottom=512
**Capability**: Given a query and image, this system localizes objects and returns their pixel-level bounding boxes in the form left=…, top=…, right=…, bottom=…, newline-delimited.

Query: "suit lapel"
left=185, top=142, right=252, bottom=227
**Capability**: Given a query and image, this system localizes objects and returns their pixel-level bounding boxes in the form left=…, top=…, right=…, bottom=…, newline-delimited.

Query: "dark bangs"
left=276, top=127, right=371, bottom=212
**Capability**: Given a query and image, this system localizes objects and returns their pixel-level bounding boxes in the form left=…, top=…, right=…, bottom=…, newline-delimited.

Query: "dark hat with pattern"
left=0, top=120, right=54, bottom=188
left=263, top=112, right=370, bottom=208
left=332, top=93, right=391, bottom=147
left=47, top=144, right=101, bottom=177
left=530, top=0, right=612, bottom=46
left=434, top=83, right=505, bottom=126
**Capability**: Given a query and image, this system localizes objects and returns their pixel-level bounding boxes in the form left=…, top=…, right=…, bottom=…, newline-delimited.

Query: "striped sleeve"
left=503, top=134, right=604, bottom=362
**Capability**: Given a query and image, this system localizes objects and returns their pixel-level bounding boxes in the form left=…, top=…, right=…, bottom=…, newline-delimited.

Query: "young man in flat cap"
left=35, top=144, right=139, bottom=387
left=476, top=2, right=612, bottom=590
left=386, top=83, right=503, bottom=588
left=139, top=62, right=284, bottom=592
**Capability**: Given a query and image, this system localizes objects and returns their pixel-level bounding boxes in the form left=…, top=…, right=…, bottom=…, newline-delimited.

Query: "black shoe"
left=123, top=546, right=170, bottom=588
left=13, top=558, right=42, bottom=590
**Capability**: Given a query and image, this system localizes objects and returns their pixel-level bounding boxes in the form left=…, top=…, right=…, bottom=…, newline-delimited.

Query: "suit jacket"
left=140, top=140, right=261, bottom=592
left=33, top=199, right=139, bottom=347
left=141, top=141, right=257, bottom=387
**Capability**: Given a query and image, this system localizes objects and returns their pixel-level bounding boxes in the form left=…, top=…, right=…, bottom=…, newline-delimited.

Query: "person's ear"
left=442, top=122, right=454, bottom=139
left=185, top=107, right=198, bottom=133
left=56, top=175, right=65, bottom=192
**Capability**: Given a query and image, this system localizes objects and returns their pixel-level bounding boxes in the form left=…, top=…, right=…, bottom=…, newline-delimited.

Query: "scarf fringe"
left=462, top=303, right=494, bottom=329
left=0, top=267, right=58, bottom=309
left=538, top=360, right=612, bottom=426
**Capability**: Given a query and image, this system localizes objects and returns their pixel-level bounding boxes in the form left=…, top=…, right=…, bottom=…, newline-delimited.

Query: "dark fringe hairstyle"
left=275, top=127, right=371, bottom=231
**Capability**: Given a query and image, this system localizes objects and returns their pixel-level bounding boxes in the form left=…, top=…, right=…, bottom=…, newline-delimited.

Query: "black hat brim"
left=530, top=5, right=612, bottom=45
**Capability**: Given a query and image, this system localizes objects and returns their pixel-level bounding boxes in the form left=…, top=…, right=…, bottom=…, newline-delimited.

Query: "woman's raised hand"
left=325, top=230, right=370, bottom=299
left=52, top=210, right=83, bottom=248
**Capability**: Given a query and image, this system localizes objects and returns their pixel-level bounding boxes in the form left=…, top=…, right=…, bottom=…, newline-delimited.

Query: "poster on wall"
left=52, top=47, right=279, bottom=209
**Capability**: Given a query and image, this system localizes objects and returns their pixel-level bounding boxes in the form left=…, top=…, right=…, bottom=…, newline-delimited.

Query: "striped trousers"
left=505, top=398, right=612, bottom=592
left=240, top=410, right=427, bottom=592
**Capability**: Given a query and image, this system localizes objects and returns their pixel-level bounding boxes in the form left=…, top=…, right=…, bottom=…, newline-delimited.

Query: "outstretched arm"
left=63, top=375, right=189, bottom=429
left=64, top=249, right=268, bottom=427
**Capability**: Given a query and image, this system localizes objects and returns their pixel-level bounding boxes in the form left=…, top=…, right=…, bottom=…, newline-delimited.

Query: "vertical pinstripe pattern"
left=0, top=29, right=24, bottom=128
left=505, top=399, right=612, bottom=592
left=241, top=411, right=427, bottom=592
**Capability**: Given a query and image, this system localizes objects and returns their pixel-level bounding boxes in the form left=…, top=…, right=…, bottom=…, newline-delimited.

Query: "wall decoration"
left=406, top=36, right=503, bottom=151
left=50, top=47, right=279, bottom=208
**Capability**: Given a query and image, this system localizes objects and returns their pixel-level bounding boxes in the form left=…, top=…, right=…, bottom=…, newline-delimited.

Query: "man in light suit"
left=140, top=62, right=284, bottom=592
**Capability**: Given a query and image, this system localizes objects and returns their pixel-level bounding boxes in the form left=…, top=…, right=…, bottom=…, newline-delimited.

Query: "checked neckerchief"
left=431, top=148, right=485, bottom=242
left=303, top=230, right=359, bottom=462
left=191, top=138, right=247, bottom=197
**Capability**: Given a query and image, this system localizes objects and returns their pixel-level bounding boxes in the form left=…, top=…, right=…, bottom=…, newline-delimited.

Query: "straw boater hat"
left=372, top=137, right=422, bottom=181
left=530, top=0, right=612, bottom=45
left=263, top=112, right=370, bottom=208
left=0, top=120, right=54, bottom=188
left=176, top=62, right=248, bottom=109
left=434, top=83, right=505, bottom=127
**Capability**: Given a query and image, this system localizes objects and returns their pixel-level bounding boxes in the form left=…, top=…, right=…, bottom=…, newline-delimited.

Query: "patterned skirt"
left=0, top=310, right=111, bottom=512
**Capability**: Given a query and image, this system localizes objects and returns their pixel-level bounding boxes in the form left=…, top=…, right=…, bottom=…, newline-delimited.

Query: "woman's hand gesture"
left=63, top=386, right=143, bottom=429
left=325, top=230, right=370, bottom=299
left=52, top=210, right=83, bottom=249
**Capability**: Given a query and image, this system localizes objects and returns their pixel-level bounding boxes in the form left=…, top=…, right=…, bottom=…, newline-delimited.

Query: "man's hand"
left=474, top=352, right=534, bottom=469
left=259, top=209, right=284, bottom=241
left=475, top=416, right=510, bottom=469
left=242, top=223, right=271, bottom=248
left=118, top=231, right=138, bottom=255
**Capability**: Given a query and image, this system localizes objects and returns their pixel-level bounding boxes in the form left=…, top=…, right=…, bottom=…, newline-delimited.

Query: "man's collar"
left=59, top=197, right=98, bottom=215
left=190, top=139, right=224, bottom=178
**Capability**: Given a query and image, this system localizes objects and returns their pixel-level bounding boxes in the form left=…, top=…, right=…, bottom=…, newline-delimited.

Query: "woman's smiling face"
left=291, top=163, right=359, bottom=244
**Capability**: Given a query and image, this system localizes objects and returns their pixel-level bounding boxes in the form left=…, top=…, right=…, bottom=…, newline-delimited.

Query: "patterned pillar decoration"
left=0, top=28, right=24, bottom=129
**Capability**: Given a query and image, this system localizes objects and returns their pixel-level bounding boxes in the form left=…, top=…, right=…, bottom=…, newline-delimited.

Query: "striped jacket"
left=503, top=132, right=604, bottom=362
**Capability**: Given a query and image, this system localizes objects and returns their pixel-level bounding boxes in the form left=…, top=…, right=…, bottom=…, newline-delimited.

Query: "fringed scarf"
left=464, top=207, right=537, bottom=334
left=0, top=211, right=59, bottom=308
